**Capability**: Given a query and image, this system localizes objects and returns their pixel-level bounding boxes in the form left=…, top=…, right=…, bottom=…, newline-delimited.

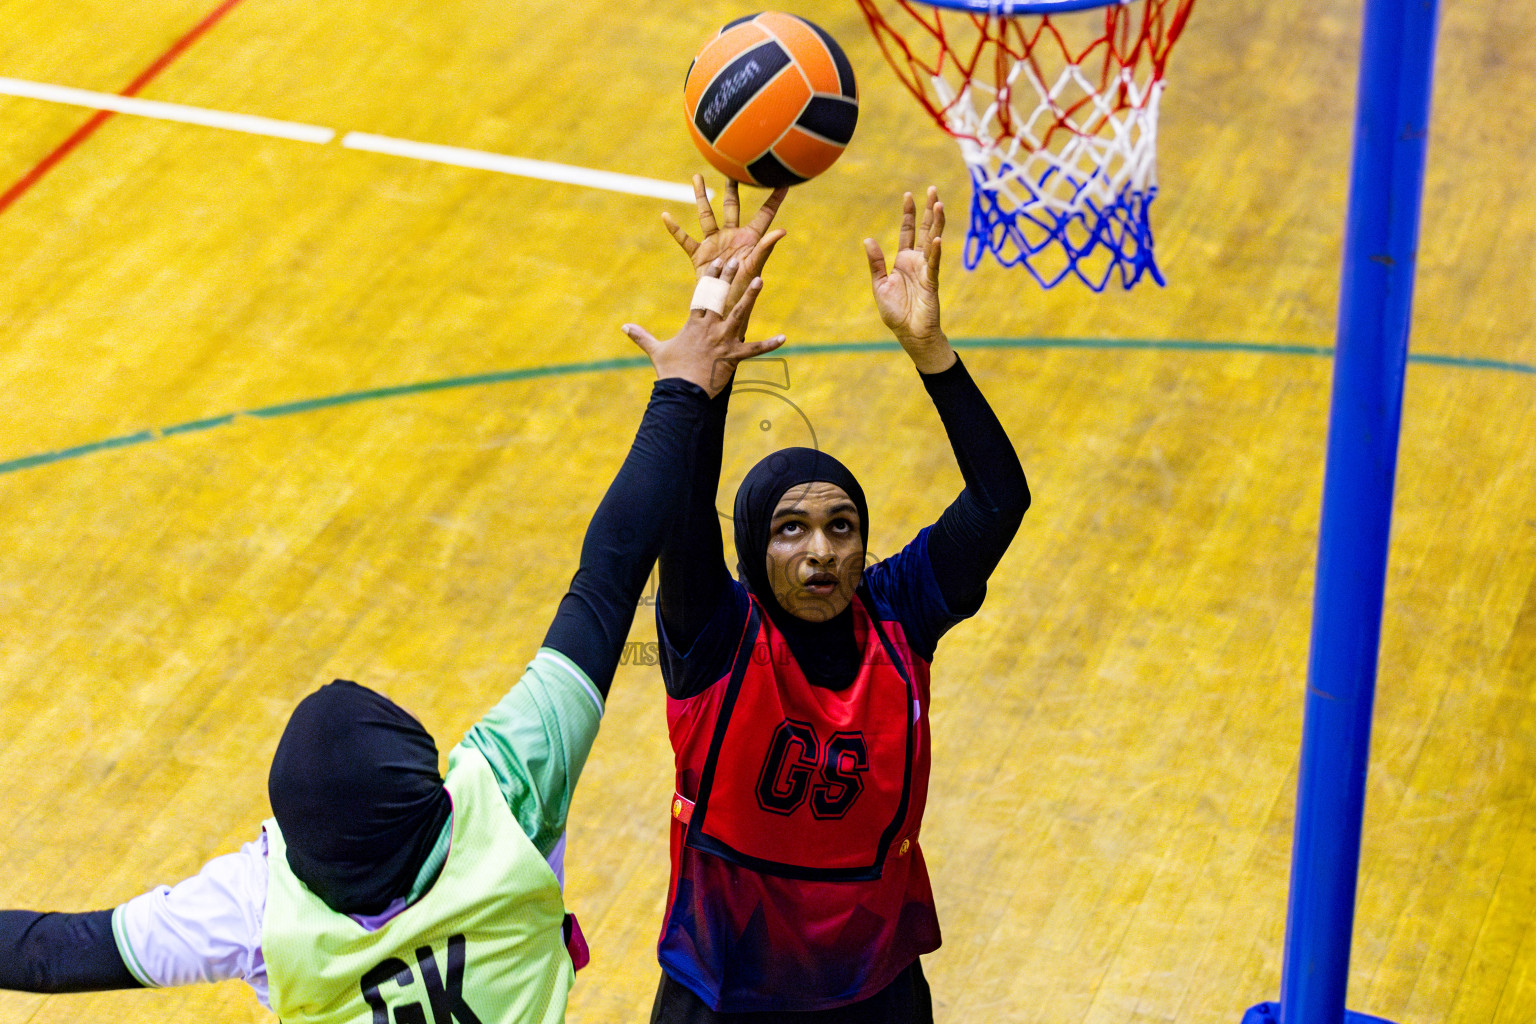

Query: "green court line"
left=1400, top=352, right=1536, bottom=374
left=1, top=430, right=159, bottom=473
left=160, top=414, right=236, bottom=435
left=2, top=339, right=1530, bottom=477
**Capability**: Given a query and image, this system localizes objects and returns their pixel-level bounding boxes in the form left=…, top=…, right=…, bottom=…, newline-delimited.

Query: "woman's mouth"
left=802, top=572, right=839, bottom=595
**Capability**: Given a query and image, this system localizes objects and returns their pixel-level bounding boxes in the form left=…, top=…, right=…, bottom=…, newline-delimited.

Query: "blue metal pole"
left=1244, top=1, right=1443, bottom=1023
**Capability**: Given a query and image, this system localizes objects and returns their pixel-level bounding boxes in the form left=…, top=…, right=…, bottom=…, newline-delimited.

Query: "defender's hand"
left=624, top=259, right=786, bottom=398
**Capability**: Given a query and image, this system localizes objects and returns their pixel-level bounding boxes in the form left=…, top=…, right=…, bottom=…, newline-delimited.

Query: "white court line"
left=0, top=77, right=335, bottom=143
left=0, top=76, right=696, bottom=202
left=341, top=133, right=696, bottom=202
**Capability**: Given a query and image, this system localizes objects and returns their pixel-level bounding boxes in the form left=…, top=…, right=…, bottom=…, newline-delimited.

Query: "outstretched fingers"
left=925, top=196, right=945, bottom=288
left=661, top=210, right=699, bottom=258
left=721, top=231, right=780, bottom=308
left=863, top=237, right=889, bottom=285
left=721, top=178, right=740, bottom=229
left=898, top=191, right=919, bottom=252
left=746, top=185, right=789, bottom=237
left=691, top=173, right=718, bottom=237
left=665, top=175, right=788, bottom=276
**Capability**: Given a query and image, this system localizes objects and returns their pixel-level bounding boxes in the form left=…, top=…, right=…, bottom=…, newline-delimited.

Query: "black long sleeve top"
left=541, top=378, right=709, bottom=695
left=656, top=355, right=1029, bottom=696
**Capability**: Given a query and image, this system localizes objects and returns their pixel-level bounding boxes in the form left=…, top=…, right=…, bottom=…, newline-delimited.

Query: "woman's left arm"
left=918, top=359, right=1030, bottom=610
left=866, top=187, right=1029, bottom=610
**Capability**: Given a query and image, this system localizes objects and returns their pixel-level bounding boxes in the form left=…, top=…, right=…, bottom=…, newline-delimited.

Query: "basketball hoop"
left=854, top=0, right=1196, bottom=289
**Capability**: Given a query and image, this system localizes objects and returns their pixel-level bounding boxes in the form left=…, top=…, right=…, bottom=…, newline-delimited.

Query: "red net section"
left=855, top=0, right=1196, bottom=289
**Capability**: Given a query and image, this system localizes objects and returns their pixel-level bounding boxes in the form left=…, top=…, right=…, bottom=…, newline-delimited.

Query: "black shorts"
left=649, top=959, right=934, bottom=1024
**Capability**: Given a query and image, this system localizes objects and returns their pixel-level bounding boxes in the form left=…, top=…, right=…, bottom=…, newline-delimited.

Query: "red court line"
left=0, top=0, right=248, bottom=215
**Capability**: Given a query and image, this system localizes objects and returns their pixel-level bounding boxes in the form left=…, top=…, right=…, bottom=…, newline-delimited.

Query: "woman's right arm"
left=0, top=910, right=141, bottom=992
left=656, top=176, right=787, bottom=662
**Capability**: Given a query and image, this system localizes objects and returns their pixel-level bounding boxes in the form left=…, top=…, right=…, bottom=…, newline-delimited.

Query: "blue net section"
left=855, top=0, right=1197, bottom=290
left=964, top=159, right=1165, bottom=290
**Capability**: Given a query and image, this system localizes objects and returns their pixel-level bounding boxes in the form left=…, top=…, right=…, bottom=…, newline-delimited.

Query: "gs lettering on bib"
left=683, top=596, right=919, bottom=881
left=659, top=593, right=941, bottom=1010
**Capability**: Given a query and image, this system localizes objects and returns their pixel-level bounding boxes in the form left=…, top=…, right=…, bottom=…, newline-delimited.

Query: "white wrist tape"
left=690, top=276, right=730, bottom=316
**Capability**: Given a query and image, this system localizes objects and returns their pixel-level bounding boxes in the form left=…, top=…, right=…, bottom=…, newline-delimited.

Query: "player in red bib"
left=651, top=179, right=1031, bottom=1022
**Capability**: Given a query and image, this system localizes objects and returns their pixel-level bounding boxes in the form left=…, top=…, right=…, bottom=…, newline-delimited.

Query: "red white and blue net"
left=855, top=0, right=1196, bottom=290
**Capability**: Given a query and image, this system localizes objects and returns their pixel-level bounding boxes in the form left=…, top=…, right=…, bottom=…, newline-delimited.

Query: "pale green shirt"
left=110, top=648, right=604, bottom=1007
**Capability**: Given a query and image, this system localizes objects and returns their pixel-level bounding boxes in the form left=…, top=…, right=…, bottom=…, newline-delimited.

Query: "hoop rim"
left=907, top=0, right=1130, bottom=14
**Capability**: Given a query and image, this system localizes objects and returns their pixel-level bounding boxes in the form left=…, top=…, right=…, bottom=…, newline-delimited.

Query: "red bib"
left=659, top=594, right=939, bottom=1011
left=680, top=596, right=918, bottom=878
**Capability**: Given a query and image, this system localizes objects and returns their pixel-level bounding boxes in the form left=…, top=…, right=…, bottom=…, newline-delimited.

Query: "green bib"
left=263, top=744, right=573, bottom=1024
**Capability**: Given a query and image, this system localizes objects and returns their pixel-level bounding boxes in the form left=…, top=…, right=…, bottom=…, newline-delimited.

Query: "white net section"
left=856, top=0, right=1194, bottom=289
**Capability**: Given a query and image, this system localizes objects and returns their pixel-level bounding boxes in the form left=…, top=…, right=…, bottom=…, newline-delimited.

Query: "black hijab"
left=733, top=447, right=870, bottom=689
left=267, top=680, right=452, bottom=916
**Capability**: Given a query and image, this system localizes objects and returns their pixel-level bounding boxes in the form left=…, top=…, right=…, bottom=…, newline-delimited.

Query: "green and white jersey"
left=111, top=649, right=604, bottom=1016
left=264, top=743, right=573, bottom=1024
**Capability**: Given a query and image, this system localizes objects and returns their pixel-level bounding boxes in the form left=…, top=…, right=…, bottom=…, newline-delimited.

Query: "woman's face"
left=764, top=481, right=864, bottom=622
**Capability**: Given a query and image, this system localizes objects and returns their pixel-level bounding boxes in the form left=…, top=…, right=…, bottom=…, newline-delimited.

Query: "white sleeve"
left=111, top=831, right=270, bottom=1006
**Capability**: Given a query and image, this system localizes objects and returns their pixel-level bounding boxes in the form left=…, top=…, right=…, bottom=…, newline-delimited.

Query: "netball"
left=683, top=12, right=859, bottom=187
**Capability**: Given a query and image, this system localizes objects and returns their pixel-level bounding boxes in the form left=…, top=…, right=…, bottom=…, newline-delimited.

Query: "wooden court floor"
left=0, top=0, right=1533, bottom=1021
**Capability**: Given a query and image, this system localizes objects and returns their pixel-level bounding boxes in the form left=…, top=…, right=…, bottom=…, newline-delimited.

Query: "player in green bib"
left=0, top=251, right=784, bottom=1024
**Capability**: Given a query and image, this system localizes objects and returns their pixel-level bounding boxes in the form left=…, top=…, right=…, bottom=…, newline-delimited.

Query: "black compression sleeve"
left=920, top=357, right=1030, bottom=610
left=656, top=380, right=735, bottom=653
left=0, top=910, right=143, bottom=992
left=541, top=378, right=709, bottom=696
